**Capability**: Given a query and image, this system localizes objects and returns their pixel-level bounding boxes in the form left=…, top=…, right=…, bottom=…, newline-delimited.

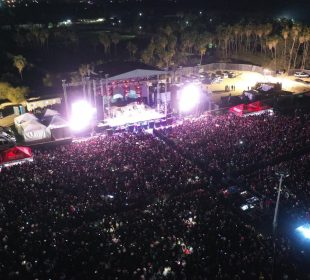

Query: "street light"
left=273, top=170, right=289, bottom=234
left=272, top=169, right=289, bottom=280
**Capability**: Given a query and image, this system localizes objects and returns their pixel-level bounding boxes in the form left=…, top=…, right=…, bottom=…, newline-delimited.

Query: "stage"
left=99, top=102, right=166, bottom=128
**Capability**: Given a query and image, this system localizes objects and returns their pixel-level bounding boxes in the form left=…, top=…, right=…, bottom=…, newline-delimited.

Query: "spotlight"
left=296, top=225, right=310, bottom=239
left=179, top=84, right=201, bottom=112
left=69, top=100, right=96, bottom=131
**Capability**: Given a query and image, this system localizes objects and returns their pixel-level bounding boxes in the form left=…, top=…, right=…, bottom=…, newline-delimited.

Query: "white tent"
left=21, top=120, right=51, bottom=142
left=14, top=113, right=38, bottom=125
left=48, top=115, right=68, bottom=129
left=43, top=109, right=60, bottom=119
left=14, top=113, right=38, bottom=135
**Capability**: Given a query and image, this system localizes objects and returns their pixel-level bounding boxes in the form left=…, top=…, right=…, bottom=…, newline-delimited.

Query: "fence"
left=175, top=63, right=276, bottom=77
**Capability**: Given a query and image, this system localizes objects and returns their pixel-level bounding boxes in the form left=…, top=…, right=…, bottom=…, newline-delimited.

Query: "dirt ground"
left=203, top=71, right=310, bottom=103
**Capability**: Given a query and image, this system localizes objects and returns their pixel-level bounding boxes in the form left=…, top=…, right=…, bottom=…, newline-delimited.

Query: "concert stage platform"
left=99, top=102, right=166, bottom=128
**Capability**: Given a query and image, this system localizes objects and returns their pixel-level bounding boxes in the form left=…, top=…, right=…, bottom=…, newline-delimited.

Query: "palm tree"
left=218, top=26, right=231, bottom=58
left=158, top=35, right=168, bottom=51
left=162, top=49, right=175, bottom=68
left=267, top=38, right=274, bottom=59
left=167, top=35, right=177, bottom=51
left=99, top=32, right=111, bottom=55
left=13, top=55, right=27, bottom=80
left=293, top=33, right=305, bottom=69
left=180, top=33, right=190, bottom=52
left=141, top=49, right=152, bottom=65
left=141, top=40, right=156, bottom=65
left=30, top=26, right=41, bottom=46
left=232, top=24, right=241, bottom=53
left=263, top=23, right=273, bottom=54
left=256, top=25, right=264, bottom=54
left=287, top=24, right=301, bottom=73
left=199, top=47, right=207, bottom=65
left=39, top=29, right=49, bottom=48
left=301, top=28, right=310, bottom=69
left=281, top=26, right=289, bottom=58
left=79, top=64, right=91, bottom=78
left=245, top=24, right=253, bottom=52
left=127, top=41, right=138, bottom=58
left=162, top=25, right=173, bottom=37
left=272, top=36, right=280, bottom=70
left=111, top=33, right=121, bottom=55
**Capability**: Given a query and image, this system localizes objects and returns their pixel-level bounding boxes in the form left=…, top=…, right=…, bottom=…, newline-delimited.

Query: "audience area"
left=0, top=111, right=310, bottom=279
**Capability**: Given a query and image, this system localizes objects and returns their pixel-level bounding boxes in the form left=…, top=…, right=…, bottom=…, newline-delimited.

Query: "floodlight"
left=69, top=100, right=96, bottom=131
left=179, top=84, right=201, bottom=112
left=296, top=225, right=310, bottom=239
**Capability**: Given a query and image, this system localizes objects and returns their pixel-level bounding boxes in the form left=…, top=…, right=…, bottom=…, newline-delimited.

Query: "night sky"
left=0, top=0, right=309, bottom=23
left=179, top=0, right=310, bottom=22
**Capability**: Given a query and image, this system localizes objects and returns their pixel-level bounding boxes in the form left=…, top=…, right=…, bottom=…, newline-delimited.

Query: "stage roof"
left=108, top=69, right=169, bottom=81
left=93, top=62, right=170, bottom=81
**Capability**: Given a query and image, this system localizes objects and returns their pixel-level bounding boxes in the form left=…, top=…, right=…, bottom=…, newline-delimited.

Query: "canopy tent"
left=47, top=115, right=68, bottom=129
left=14, top=113, right=38, bottom=135
left=247, top=101, right=272, bottom=112
left=42, top=108, right=60, bottom=119
left=0, top=146, right=32, bottom=165
left=14, top=113, right=38, bottom=125
left=47, top=115, right=71, bottom=140
left=229, top=104, right=248, bottom=116
left=21, top=120, right=51, bottom=142
left=229, top=101, right=272, bottom=116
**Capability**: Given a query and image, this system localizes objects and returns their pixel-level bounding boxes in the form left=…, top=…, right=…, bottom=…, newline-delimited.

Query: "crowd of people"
left=158, top=112, right=310, bottom=174
left=0, top=110, right=309, bottom=279
left=0, top=133, right=207, bottom=279
left=238, top=152, right=310, bottom=222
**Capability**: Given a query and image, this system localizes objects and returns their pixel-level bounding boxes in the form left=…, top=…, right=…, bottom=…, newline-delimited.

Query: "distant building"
left=26, top=96, right=62, bottom=111
left=2, top=0, right=48, bottom=8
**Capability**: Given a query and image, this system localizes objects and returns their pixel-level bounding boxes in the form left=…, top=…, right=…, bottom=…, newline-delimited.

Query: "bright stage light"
left=296, top=225, right=310, bottom=239
left=179, top=84, right=201, bottom=112
left=69, top=100, right=96, bottom=131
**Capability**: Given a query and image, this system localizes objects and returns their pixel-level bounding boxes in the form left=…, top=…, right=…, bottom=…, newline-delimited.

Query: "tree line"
left=1, top=19, right=309, bottom=102
left=10, top=20, right=310, bottom=72
left=140, top=21, right=310, bottom=72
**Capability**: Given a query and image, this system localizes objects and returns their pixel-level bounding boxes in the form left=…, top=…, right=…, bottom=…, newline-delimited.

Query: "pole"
left=273, top=174, right=284, bottom=234
left=87, top=77, right=91, bottom=104
left=62, top=79, right=69, bottom=119
left=82, top=77, right=86, bottom=100
left=156, top=74, right=160, bottom=109
left=100, top=79, right=104, bottom=120
left=93, top=79, right=97, bottom=108
left=164, top=72, right=167, bottom=117
left=105, top=74, right=109, bottom=118
left=146, top=77, right=150, bottom=105
left=272, top=173, right=286, bottom=280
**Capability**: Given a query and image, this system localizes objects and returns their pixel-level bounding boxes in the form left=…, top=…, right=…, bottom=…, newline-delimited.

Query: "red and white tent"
left=229, top=101, right=272, bottom=116
left=247, top=101, right=272, bottom=112
left=0, top=146, right=32, bottom=166
left=229, top=104, right=248, bottom=116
